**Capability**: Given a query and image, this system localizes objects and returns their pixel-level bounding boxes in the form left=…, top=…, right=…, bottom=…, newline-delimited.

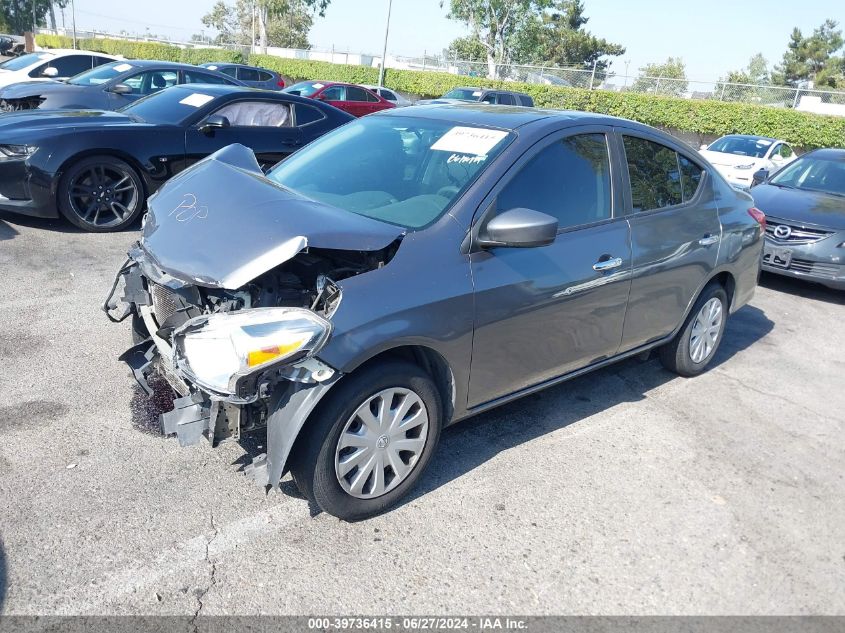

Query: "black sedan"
left=0, top=84, right=354, bottom=231
left=751, top=148, right=845, bottom=290
left=0, top=60, right=242, bottom=112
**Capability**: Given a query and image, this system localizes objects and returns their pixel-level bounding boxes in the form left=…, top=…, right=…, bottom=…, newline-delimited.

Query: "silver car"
left=752, top=148, right=845, bottom=290
left=106, top=106, right=764, bottom=520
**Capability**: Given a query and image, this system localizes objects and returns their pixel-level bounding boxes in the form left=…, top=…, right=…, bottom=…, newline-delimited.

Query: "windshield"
left=706, top=136, right=772, bottom=159
left=0, top=52, right=52, bottom=72
left=120, top=88, right=216, bottom=125
left=769, top=154, right=845, bottom=197
left=266, top=115, right=513, bottom=229
left=283, top=81, right=325, bottom=97
left=69, top=61, right=134, bottom=86
left=442, top=88, right=482, bottom=100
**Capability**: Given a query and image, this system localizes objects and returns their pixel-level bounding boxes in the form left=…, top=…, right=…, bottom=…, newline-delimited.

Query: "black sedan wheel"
left=59, top=156, right=145, bottom=232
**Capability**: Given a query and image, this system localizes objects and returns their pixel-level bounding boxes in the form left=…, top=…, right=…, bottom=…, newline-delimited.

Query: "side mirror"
left=41, top=66, right=59, bottom=78
left=199, top=114, right=231, bottom=134
left=699, top=143, right=708, bottom=151
left=109, top=83, right=132, bottom=95
left=477, top=208, right=558, bottom=249
left=751, top=168, right=769, bottom=188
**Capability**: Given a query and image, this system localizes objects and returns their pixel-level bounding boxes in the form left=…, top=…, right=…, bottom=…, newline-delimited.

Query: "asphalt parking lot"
left=0, top=210, right=843, bottom=616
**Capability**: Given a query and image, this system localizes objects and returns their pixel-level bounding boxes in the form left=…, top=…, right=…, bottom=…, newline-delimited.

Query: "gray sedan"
left=752, top=148, right=845, bottom=290
left=0, top=60, right=241, bottom=111
left=107, top=105, right=764, bottom=520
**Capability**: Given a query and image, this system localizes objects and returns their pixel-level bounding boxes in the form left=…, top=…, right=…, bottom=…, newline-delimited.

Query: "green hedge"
left=250, top=54, right=845, bottom=150
left=35, top=34, right=244, bottom=65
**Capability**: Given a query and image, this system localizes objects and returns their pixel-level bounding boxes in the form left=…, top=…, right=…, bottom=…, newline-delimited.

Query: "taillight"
left=277, top=78, right=285, bottom=88
left=748, top=207, right=766, bottom=232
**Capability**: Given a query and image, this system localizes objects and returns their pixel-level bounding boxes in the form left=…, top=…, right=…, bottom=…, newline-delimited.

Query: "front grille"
left=788, top=259, right=842, bottom=279
left=150, top=283, right=183, bottom=326
left=765, top=218, right=833, bottom=245
left=0, top=97, right=42, bottom=112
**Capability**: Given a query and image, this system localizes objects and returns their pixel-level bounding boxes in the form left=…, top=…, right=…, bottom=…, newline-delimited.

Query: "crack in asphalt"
left=190, top=512, right=219, bottom=631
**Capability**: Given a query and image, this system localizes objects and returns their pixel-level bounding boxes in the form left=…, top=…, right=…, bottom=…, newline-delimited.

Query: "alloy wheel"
left=689, top=297, right=723, bottom=363
left=67, top=164, right=139, bottom=229
left=334, top=388, right=429, bottom=499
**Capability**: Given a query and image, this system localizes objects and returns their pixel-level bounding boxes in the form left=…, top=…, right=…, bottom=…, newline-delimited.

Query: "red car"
left=283, top=80, right=395, bottom=117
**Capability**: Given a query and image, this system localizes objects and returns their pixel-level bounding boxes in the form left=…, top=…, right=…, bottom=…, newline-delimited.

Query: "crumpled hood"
left=139, top=143, right=405, bottom=289
left=750, top=184, right=845, bottom=230
left=700, top=149, right=764, bottom=168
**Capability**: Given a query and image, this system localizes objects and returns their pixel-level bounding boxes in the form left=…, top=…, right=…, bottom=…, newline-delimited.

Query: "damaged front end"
left=103, top=143, right=403, bottom=488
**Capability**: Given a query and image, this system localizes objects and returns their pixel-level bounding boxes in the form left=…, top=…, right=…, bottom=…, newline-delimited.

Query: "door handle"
left=698, top=234, right=719, bottom=246
left=592, top=256, right=623, bottom=272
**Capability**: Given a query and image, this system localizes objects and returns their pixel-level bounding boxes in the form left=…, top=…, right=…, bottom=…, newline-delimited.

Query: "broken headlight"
left=0, top=144, right=37, bottom=159
left=172, top=308, right=332, bottom=396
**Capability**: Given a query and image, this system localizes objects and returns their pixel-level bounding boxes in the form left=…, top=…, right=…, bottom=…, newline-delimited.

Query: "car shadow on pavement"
left=759, top=271, right=845, bottom=306
left=401, top=304, right=774, bottom=510
left=0, top=218, right=18, bottom=242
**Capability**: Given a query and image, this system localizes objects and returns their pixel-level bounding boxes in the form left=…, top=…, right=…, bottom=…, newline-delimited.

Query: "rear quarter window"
left=294, top=103, right=326, bottom=126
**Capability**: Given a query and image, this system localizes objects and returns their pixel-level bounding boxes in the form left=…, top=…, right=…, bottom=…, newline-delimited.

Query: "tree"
left=444, top=35, right=487, bottom=63
left=1, top=0, right=63, bottom=33
left=772, top=19, right=845, bottom=89
left=442, top=0, right=624, bottom=80
left=442, top=0, right=550, bottom=79
left=518, top=0, right=625, bottom=75
left=631, top=57, right=687, bottom=97
left=202, top=0, right=322, bottom=49
left=715, top=53, right=770, bottom=103
left=255, top=0, right=330, bottom=53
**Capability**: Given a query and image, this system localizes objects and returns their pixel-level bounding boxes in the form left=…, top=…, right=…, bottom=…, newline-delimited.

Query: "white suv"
left=0, top=49, right=120, bottom=88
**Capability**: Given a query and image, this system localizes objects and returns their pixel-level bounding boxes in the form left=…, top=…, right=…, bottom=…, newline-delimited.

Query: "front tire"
left=58, top=155, right=145, bottom=232
left=659, top=282, right=728, bottom=377
left=291, top=360, right=443, bottom=521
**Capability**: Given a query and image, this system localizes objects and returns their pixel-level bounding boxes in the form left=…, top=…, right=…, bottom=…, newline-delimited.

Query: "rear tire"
left=290, top=360, right=443, bottom=521
left=659, top=282, right=728, bottom=377
left=58, top=155, right=145, bottom=232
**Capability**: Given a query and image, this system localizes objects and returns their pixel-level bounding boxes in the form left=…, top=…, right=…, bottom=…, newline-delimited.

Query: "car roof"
left=34, top=49, right=119, bottom=58
left=201, top=62, right=275, bottom=72
left=166, top=83, right=319, bottom=103
left=114, top=59, right=222, bottom=71
left=804, top=148, right=845, bottom=159
left=376, top=103, right=646, bottom=131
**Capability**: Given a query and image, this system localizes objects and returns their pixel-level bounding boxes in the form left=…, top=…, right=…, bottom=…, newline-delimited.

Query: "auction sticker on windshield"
left=431, top=126, right=508, bottom=156
left=179, top=93, right=215, bottom=108
left=113, top=63, right=133, bottom=72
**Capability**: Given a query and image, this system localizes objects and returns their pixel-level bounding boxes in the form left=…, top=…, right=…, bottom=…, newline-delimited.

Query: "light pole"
left=377, top=0, right=393, bottom=87
left=71, top=0, right=78, bottom=49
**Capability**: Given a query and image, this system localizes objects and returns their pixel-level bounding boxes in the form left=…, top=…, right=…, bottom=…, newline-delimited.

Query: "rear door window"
left=497, top=133, right=613, bottom=230
left=345, top=86, right=371, bottom=102
left=237, top=67, right=261, bottom=82
left=497, top=93, right=515, bottom=105
left=320, top=85, right=345, bottom=100
left=622, top=136, right=683, bottom=212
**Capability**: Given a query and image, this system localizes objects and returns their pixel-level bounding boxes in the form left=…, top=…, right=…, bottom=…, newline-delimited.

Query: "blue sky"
left=68, top=0, right=843, bottom=82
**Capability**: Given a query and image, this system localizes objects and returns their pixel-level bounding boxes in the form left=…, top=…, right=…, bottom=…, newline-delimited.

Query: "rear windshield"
left=442, top=88, right=483, bottom=100
left=283, top=81, right=325, bottom=97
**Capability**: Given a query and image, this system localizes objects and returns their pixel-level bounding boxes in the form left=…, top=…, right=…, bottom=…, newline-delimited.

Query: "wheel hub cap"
left=334, top=388, right=429, bottom=500
left=689, top=297, right=723, bottom=364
